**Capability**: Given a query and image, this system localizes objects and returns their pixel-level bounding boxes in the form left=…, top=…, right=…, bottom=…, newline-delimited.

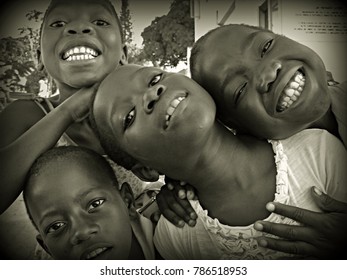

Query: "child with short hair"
left=91, top=64, right=347, bottom=259
left=23, top=146, right=156, bottom=260
left=0, top=0, right=145, bottom=214
left=189, top=24, right=346, bottom=147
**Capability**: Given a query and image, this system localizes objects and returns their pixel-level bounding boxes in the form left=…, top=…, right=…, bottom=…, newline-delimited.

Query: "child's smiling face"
left=93, top=64, right=216, bottom=177
left=27, top=160, right=133, bottom=260
left=193, top=25, right=330, bottom=139
left=39, top=0, right=126, bottom=89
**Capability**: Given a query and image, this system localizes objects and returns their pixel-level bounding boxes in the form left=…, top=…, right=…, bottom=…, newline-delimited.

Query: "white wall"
left=279, top=0, right=347, bottom=82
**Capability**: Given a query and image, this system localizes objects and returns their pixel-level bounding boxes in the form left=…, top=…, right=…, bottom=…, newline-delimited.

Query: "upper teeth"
left=86, top=247, right=107, bottom=259
left=165, top=96, right=186, bottom=128
left=63, top=46, right=99, bottom=61
left=276, top=70, right=305, bottom=112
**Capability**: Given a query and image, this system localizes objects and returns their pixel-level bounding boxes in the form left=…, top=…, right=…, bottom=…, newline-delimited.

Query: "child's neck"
left=50, top=84, right=82, bottom=105
left=128, top=229, right=145, bottom=260
left=184, top=121, right=276, bottom=226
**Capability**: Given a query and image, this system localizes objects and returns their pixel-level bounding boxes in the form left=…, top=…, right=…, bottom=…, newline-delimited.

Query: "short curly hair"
left=23, top=146, right=119, bottom=230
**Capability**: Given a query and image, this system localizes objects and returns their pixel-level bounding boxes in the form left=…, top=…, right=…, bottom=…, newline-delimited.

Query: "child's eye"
left=92, top=20, right=109, bottom=26
left=261, top=39, right=273, bottom=57
left=234, top=82, right=247, bottom=104
left=50, top=21, right=67, bottom=28
left=123, top=108, right=135, bottom=130
left=46, top=221, right=66, bottom=233
left=88, top=199, right=105, bottom=212
left=149, top=74, right=162, bottom=87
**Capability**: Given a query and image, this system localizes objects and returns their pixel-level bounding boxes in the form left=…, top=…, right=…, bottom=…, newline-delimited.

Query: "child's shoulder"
left=329, top=80, right=347, bottom=96
left=0, top=98, right=45, bottom=123
left=0, top=99, right=46, bottom=146
left=283, top=128, right=336, bottom=142
left=281, top=128, right=344, bottom=154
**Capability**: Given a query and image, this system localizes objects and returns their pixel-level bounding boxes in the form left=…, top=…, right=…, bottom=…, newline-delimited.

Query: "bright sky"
left=129, top=0, right=171, bottom=46
left=0, top=0, right=171, bottom=46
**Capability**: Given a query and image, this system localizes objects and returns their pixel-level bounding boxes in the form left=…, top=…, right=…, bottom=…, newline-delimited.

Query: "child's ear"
left=119, top=182, right=137, bottom=218
left=36, top=234, right=51, bottom=256
left=131, top=163, right=160, bottom=182
left=120, top=45, right=128, bottom=65
left=120, top=182, right=135, bottom=207
left=37, top=49, right=44, bottom=71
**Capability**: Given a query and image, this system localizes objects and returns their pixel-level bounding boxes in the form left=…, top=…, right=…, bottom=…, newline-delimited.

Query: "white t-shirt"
left=154, top=129, right=347, bottom=259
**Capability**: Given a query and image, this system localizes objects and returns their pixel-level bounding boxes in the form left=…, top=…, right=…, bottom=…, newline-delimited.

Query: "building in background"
left=190, top=0, right=347, bottom=81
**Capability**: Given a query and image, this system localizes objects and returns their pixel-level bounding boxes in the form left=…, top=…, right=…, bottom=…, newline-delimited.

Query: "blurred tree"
left=18, top=10, right=42, bottom=66
left=0, top=10, right=49, bottom=110
left=120, top=0, right=133, bottom=45
left=119, top=0, right=146, bottom=65
left=141, top=0, right=194, bottom=67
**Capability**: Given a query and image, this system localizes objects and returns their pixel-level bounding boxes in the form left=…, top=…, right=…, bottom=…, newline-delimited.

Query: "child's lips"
left=82, top=245, right=112, bottom=260
left=163, top=93, right=187, bottom=129
left=62, top=46, right=100, bottom=61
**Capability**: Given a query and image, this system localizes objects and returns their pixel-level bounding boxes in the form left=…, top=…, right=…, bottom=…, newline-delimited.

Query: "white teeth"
left=294, top=75, right=301, bottom=83
left=165, top=96, right=186, bottom=128
left=167, top=107, right=175, bottom=115
left=289, top=81, right=299, bottom=89
left=285, top=88, right=294, bottom=97
left=86, top=247, right=107, bottom=260
left=63, top=46, right=99, bottom=61
left=276, top=70, right=305, bottom=112
left=171, top=99, right=180, bottom=107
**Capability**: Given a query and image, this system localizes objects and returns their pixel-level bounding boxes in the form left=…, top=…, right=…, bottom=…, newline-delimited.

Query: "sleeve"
left=153, top=217, right=193, bottom=260
left=329, top=81, right=347, bottom=148
left=319, top=130, right=347, bottom=202
left=282, top=129, right=347, bottom=207
left=296, top=129, right=347, bottom=202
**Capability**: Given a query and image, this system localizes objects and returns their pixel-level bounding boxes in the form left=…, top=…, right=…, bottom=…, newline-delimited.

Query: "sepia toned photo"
left=0, top=0, right=346, bottom=274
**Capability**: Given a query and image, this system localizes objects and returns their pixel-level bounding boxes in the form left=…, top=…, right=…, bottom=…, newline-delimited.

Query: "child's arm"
left=0, top=86, right=97, bottom=214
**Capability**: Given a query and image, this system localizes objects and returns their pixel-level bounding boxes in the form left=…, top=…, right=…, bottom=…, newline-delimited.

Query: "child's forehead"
left=105, top=65, right=151, bottom=85
left=212, top=25, right=259, bottom=42
left=203, top=25, right=270, bottom=57
left=46, top=0, right=116, bottom=17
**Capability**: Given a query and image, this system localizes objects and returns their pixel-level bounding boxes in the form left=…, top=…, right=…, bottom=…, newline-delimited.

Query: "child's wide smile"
left=62, top=45, right=100, bottom=62
left=40, top=0, right=126, bottom=89
left=164, top=94, right=187, bottom=129
left=93, top=64, right=216, bottom=175
left=276, top=68, right=306, bottom=113
left=193, top=25, right=330, bottom=140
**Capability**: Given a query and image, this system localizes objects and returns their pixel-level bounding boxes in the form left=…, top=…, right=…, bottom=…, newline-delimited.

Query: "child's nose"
left=64, top=21, right=95, bottom=36
left=70, top=217, right=99, bottom=245
left=143, top=85, right=166, bottom=113
left=257, top=62, right=282, bottom=93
